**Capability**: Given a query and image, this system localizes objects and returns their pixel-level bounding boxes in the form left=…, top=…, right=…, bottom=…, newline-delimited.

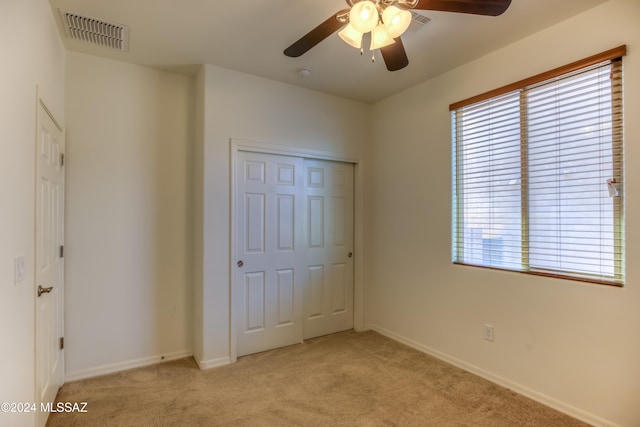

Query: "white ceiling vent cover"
left=407, top=11, right=431, bottom=33
left=59, top=9, right=129, bottom=51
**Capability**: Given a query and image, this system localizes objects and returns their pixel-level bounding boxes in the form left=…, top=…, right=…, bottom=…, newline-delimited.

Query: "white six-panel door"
left=303, top=159, right=354, bottom=339
left=235, top=151, right=354, bottom=356
left=35, top=101, right=65, bottom=427
left=236, top=152, right=305, bottom=357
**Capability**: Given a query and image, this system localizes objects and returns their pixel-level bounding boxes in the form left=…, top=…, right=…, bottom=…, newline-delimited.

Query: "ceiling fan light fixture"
left=338, top=23, right=363, bottom=49
left=370, top=23, right=395, bottom=50
left=382, top=5, right=412, bottom=38
left=349, top=1, right=378, bottom=33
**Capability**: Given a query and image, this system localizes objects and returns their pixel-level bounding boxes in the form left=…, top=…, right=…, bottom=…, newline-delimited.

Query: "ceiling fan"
left=284, top=0, right=512, bottom=71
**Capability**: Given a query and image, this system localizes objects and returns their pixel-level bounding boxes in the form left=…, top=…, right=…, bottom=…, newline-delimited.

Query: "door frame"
left=229, top=138, right=364, bottom=363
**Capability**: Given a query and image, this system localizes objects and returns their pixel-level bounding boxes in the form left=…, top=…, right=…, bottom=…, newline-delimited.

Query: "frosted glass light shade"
left=382, top=6, right=411, bottom=38
left=370, top=23, right=395, bottom=50
left=350, top=1, right=378, bottom=33
left=338, top=24, right=363, bottom=49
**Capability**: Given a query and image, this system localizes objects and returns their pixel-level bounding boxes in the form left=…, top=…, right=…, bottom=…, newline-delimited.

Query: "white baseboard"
left=195, top=356, right=231, bottom=370
left=366, top=324, right=618, bottom=427
left=65, top=349, right=193, bottom=382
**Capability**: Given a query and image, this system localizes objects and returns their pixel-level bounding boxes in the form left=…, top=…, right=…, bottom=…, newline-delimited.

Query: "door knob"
left=38, top=285, right=53, bottom=297
left=237, top=260, right=244, bottom=268
left=348, top=252, right=353, bottom=258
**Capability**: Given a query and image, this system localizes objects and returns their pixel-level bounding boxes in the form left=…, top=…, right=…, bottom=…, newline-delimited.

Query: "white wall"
left=64, top=52, right=194, bottom=379
left=0, top=1, right=65, bottom=426
left=194, top=65, right=369, bottom=366
left=366, top=1, right=639, bottom=426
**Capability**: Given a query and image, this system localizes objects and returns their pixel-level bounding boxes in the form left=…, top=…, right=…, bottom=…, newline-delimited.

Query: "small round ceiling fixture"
left=297, top=67, right=312, bottom=78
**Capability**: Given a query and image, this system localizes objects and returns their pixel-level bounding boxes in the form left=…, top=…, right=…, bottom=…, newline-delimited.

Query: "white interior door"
left=35, top=101, right=65, bottom=427
left=235, top=151, right=305, bottom=357
left=303, top=159, right=354, bottom=339
left=235, top=151, right=354, bottom=356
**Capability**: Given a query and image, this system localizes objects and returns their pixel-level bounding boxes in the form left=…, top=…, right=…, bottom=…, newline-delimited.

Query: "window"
left=451, top=46, right=625, bottom=286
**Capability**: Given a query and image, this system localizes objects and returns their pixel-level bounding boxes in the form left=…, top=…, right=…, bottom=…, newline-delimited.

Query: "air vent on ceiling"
left=59, top=9, right=129, bottom=51
left=406, top=11, right=431, bottom=32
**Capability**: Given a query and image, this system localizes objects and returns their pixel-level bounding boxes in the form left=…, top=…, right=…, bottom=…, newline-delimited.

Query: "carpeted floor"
left=47, top=330, right=588, bottom=426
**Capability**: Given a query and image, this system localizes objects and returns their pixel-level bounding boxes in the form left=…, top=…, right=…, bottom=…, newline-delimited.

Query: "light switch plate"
left=483, top=323, right=494, bottom=342
left=14, top=256, right=25, bottom=284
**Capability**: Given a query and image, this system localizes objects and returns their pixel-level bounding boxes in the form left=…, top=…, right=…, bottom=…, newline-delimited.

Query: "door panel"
left=303, top=160, right=354, bottom=339
left=245, top=194, right=265, bottom=253
left=307, top=265, right=324, bottom=318
left=245, top=272, right=265, bottom=332
left=236, top=152, right=305, bottom=357
left=276, top=195, right=294, bottom=251
left=331, top=263, right=347, bottom=313
left=35, top=101, right=65, bottom=427
left=276, top=269, right=295, bottom=325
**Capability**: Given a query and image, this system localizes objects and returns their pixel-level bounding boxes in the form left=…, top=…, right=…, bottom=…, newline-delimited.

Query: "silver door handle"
left=38, top=285, right=53, bottom=297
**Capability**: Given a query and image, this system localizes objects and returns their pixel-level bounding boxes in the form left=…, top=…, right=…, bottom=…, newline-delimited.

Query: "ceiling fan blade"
left=380, top=38, right=409, bottom=72
left=284, top=9, right=350, bottom=57
left=409, top=0, right=512, bottom=16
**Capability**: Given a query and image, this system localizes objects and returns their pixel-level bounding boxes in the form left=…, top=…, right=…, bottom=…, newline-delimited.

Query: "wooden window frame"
left=451, top=46, right=626, bottom=287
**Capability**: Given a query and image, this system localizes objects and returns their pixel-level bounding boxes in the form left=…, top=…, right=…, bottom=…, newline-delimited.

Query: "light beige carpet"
left=47, top=330, right=588, bottom=426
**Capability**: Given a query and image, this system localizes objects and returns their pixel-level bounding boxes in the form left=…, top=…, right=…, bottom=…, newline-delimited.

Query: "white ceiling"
left=49, top=0, right=607, bottom=104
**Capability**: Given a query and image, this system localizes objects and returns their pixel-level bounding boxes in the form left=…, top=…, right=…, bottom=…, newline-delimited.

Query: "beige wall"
left=366, top=1, right=639, bottom=425
left=0, top=1, right=65, bottom=426
left=64, top=52, right=195, bottom=379
left=60, top=55, right=369, bottom=376
left=194, top=65, right=370, bottom=365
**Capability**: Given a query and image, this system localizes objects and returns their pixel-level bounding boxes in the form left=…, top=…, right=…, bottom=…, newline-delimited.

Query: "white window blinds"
left=451, top=47, right=625, bottom=286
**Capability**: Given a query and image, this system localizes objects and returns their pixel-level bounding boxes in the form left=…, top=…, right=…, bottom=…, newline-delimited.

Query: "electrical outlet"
left=14, top=256, right=25, bottom=284
left=483, top=323, right=494, bottom=342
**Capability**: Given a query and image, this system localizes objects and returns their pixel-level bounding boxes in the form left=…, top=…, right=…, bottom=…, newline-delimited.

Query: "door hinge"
left=60, top=153, right=65, bottom=167
left=59, top=245, right=64, bottom=258
left=59, top=337, right=64, bottom=350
